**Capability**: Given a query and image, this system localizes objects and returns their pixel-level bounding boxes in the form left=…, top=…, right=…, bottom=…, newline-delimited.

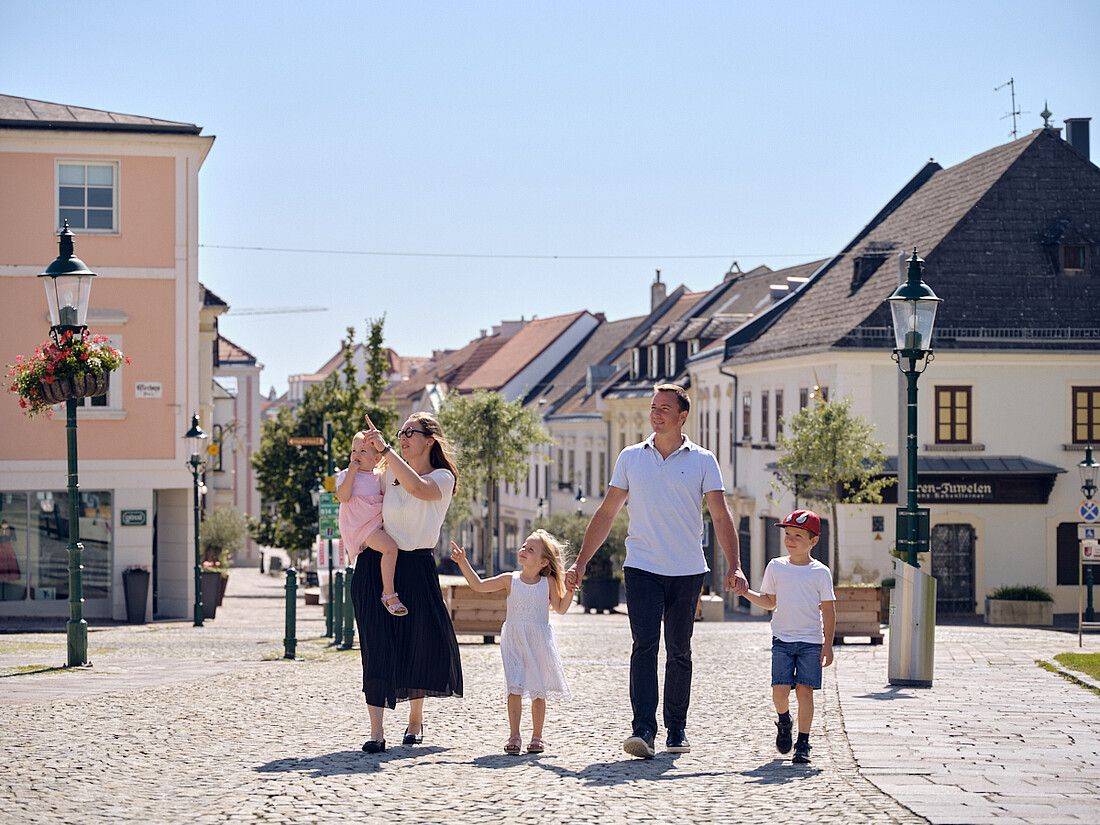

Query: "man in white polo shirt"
left=566, top=384, right=748, bottom=758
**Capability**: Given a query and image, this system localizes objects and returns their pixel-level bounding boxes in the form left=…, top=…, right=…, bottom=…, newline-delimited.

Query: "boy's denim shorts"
left=771, top=637, right=823, bottom=690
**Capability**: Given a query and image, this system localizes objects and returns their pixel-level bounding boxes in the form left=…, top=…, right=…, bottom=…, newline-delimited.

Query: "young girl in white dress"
left=450, top=529, right=572, bottom=754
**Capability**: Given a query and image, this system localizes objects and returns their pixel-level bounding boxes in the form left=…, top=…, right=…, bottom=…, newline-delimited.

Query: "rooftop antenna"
left=995, top=78, right=1022, bottom=139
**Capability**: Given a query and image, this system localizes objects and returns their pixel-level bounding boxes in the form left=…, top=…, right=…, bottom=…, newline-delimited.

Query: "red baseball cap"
left=775, top=509, right=821, bottom=535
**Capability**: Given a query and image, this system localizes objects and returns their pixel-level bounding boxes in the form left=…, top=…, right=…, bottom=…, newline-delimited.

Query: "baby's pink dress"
left=335, top=467, right=384, bottom=561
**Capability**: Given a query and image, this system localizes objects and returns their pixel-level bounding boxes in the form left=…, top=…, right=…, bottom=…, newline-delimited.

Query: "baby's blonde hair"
left=529, top=528, right=568, bottom=598
left=352, top=430, right=387, bottom=474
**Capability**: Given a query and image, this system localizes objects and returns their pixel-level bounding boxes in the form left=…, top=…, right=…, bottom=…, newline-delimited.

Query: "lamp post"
left=184, top=413, right=209, bottom=627
left=575, top=487, right=586, bottom=516
left=1080, top=445, right=1099, bottom=621
left=887, top=249, right=942, bottom=687
left=39, top=222, right=97, bottom=668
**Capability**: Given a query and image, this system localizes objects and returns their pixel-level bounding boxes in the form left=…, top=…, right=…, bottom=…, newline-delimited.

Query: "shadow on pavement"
left=256, top=745, right=450, bottom=776
left=739, top=761, right=822, bottom=784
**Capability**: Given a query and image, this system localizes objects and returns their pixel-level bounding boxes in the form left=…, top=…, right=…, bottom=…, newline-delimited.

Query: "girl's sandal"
left=526, top=737, right=546, bottom=754
left=380, top=593, right=408, bottom=616
left=504, top=735, right=522, bottom=755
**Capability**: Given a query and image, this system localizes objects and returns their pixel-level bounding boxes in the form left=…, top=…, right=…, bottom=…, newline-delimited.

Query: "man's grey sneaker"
left=792, top=739, right=812, bottom=763
left=623, top=728, right=656, bottom=759
left=775, top=718, right=793, bottom=754
left=665, top=729, right=690, bottom=753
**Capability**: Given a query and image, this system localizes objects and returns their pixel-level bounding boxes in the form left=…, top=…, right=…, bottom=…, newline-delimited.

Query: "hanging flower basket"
left=37, top=370, right=111, bottom=405
left=6, top=330, right=128, bottom=418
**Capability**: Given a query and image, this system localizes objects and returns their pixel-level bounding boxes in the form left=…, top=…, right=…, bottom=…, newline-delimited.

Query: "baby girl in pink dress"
left=335, top=431, right=406, bottom=616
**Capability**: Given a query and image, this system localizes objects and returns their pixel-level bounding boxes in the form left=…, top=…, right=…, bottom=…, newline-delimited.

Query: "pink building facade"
left=0, top=95, right=215, bottom=621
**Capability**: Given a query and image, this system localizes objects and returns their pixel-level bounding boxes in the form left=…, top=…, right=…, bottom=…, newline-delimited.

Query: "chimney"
left=1066, top=118, right=1091, bottom=160
left=651, top=269, right=667, bottom=311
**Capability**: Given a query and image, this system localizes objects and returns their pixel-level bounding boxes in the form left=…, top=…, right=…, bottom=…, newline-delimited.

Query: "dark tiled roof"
left=882, top=456, right=1066, bottom=475
left=530, top=315, right=647, bottom=417
left=726, top=130, right=1100, bottom=363
left=0, top=94, right=203, bottom=134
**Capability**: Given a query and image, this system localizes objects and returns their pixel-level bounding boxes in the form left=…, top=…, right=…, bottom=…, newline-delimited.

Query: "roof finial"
left=1041, top=101, right=1052, bottom=128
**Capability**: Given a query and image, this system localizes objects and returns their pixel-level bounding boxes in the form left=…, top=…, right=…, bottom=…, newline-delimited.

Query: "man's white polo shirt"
left=609, top=433, right=725, bottom=577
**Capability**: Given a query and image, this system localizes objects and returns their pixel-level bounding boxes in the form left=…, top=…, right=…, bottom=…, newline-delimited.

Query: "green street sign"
left=318, top=492, right=341, bottom=539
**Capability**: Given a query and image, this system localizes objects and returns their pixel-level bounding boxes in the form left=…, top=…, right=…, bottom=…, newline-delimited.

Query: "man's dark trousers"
left=624, top=566, right=706, bottom=735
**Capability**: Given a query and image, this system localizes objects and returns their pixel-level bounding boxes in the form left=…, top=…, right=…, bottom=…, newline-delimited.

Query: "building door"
left=931, top=523, right=976, bottom=614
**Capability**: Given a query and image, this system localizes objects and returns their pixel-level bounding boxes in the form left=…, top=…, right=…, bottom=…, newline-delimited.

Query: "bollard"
left=333, top=570, right=345, bottom=647
left=284, top=567, right=298, bottom=660
left=340, top=565, right=355, bottom=650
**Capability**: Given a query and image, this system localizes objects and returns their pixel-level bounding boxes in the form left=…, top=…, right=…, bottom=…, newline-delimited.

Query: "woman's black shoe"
left=402, top=726, right=424, bottom=745
left=362, top=739, right=386, bottom=753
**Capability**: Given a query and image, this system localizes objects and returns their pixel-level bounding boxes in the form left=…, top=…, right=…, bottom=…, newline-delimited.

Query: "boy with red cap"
left=743, top=509, right=835, bottom=764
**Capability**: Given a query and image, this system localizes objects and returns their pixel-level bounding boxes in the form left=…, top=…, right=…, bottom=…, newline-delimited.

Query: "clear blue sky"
left=4, top=1, right=1097, bottom=395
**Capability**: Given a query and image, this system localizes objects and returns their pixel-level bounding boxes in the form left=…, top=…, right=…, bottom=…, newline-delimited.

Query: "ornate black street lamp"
left=183, top=413, right=209, bottom=626
left=1080, top=445, right=1099, bottom=622
left=886, top=249, right=942, bottom=687
left=888, top=249, right=942, bottom=567
left=39, top=222, right=97, bottom=667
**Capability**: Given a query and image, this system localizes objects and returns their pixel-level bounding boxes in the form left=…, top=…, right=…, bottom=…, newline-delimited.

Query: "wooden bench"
left=442, top=582, right=507, bottom=644
left=833, top=585, right=884, bottom=644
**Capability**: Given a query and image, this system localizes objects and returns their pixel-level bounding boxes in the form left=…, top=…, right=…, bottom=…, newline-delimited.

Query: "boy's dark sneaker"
left=792, top=739, right=812, bottom=763
left=623, top=727, right=656, bottom=759
left=665, top=729, right=690, bottom=753
left=775, top=718, right=793, bottom=754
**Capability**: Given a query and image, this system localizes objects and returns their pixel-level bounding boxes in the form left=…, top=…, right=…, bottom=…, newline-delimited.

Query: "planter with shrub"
left=985, top=585, right=1054, bottom=626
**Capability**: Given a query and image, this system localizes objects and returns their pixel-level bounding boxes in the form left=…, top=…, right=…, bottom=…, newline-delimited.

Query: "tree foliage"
left=774, top=396, right=895, bottom=584
left=438, top=390, right=554, bottom=572
left=249, top=319, right=397, bottom=562
left=199, top=507, right=248, bottom=569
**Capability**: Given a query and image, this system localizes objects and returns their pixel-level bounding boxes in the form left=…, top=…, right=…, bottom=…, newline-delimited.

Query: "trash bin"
left=887, top=558, right=936, bottom=686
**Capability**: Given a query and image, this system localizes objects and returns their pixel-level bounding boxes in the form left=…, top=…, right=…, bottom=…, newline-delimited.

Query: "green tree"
left=774, top=396, right=895, bottom=584
left=439, top=389, right=554, bottom=575
left=199, top=507, right=248, bottom=570
left=249, top=322, right=397, bottom=565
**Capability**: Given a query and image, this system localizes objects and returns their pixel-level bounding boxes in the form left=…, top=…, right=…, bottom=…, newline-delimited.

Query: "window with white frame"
left=648, top=345, right=659, bottom=378
left=742, top=391, right=751, bottom=441
left=632, top=348, right=641, bottom=379
left=68, top=334, right=124, bottom=416
left=666, top=342, right=677, bottom=376
left=58, top=161, right=118, bottom=232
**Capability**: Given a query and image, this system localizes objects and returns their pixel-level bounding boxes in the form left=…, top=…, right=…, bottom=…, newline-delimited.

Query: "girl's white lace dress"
left=500, top=572, right=571, bottom=701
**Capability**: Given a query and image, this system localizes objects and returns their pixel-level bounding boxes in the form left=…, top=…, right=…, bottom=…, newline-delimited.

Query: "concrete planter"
left=984, top=598, right=1054, bottom=626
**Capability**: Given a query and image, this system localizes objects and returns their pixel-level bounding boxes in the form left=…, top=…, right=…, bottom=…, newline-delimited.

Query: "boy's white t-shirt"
left=760, top=556, right=836, bottom=644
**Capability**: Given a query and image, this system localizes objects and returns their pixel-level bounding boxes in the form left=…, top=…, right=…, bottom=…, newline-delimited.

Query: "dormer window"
left=632, top=348, right=641, bottom=379
left=648, top=345, right=660, bottom=377
left=666, top=342, right=677, bottom=375
left=1063, top=244, right=1087, bottom=272
left=689, top=339, right=700, bottom=356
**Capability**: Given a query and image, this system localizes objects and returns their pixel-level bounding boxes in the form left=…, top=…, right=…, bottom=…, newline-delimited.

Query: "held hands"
left=564, top=562, right=585, bottom=592
left=724, top=567, right=749, bottom=596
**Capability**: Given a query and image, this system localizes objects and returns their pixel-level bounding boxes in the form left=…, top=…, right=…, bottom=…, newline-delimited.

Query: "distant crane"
left=225, top=306, right=328, bottom=316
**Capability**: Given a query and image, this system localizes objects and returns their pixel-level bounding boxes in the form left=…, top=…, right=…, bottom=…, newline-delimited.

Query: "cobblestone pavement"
left=1, top=571, right=1097, bottom=825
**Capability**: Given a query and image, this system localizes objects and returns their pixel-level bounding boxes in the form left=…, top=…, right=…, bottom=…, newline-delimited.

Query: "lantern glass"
left=1080, top=446, right=1099, bottom=496
left=183, top=414, right=208, bottom=460
left=43, top=272, right=94, bottom=329
left=890, top=298, right=939, bottom=352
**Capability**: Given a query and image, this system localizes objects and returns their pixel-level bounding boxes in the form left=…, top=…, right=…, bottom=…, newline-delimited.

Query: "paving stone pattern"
left=1, top=571, right=1097, bottom=825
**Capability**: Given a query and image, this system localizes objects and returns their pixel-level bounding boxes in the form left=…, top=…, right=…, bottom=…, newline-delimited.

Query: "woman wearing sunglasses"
left=352, top=411, right=464, bottom=754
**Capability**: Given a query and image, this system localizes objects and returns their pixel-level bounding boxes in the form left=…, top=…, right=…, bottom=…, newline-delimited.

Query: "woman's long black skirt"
left=352, top=547, right=463, bottom=709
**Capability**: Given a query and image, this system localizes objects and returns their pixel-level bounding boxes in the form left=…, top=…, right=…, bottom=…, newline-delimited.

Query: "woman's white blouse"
left=380, top=466, right=454, bottom=550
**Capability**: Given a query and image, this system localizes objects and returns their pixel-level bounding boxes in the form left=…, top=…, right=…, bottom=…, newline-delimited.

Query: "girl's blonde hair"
left=529, top=528, right=568, bottom=598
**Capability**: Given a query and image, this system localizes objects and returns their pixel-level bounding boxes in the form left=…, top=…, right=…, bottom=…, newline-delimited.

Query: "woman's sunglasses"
left=395, top=427, right=431, bottom=439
